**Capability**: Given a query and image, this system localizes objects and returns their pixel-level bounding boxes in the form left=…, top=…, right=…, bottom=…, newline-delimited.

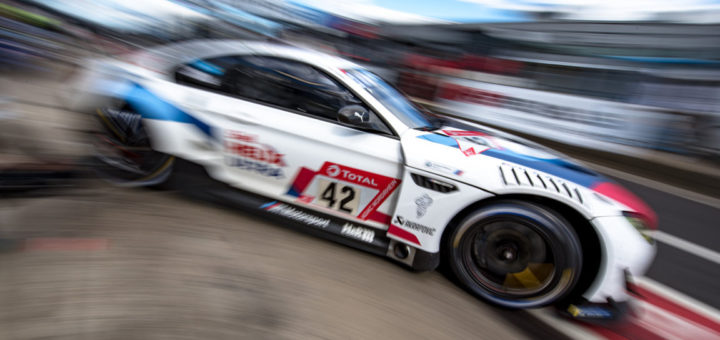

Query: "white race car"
left=70, top=40, right=656, bottom=317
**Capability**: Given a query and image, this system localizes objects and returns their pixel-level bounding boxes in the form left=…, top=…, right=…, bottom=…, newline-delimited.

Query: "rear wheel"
left=92, top=106, right=174, bottom=187
left=445, top=200, right=582, bottom=308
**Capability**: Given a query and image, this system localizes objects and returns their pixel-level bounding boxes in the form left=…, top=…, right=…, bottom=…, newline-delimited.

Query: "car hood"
left=400, top=120, right=657, bottom=228
left=400, top=121, right=606, bottom=191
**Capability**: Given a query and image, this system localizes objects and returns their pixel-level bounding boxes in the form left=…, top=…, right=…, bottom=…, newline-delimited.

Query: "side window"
left=226, top=56, right=361, bottom=120
left=174, top=56, right=239, bottom=92
left=175, top=56, right=392, bottom=135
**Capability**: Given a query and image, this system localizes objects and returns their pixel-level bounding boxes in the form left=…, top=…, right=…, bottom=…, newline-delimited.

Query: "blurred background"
left=1, top=0, right=719, bottom=339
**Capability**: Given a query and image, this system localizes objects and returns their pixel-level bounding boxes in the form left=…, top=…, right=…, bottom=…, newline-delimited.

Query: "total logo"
left=326, top=164, right=341, bottom=177
left=324, top=163, right=378, bottom=187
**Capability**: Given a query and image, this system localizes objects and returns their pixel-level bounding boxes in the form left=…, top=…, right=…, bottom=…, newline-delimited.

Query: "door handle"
left=222, top=111, right=258, bottom=125
left=188, top=107, right=258, bottom=126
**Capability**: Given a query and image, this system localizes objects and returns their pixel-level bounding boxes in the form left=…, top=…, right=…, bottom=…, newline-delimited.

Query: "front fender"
left=387, top=167, right=493, bottom=253
left=583, top=216, right=656, bottom=302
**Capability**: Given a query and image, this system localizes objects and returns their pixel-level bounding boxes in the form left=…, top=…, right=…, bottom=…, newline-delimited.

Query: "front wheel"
left=92, top=106, right=174, bottom=187
left=444, top=200, right=582, bottom=308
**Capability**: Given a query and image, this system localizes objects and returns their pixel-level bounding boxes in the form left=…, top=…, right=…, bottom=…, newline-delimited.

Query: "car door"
left=178, top=55, right=404, bottom=228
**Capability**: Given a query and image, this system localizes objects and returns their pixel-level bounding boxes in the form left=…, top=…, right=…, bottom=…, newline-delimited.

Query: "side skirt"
left=171, top=160, right=391, bottom=257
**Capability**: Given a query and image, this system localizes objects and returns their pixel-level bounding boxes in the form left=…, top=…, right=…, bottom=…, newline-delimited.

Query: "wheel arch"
left=440, top=193, right=602, bottom=303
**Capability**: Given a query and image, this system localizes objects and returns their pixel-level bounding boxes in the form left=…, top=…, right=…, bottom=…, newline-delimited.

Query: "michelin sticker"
left=415, top=194, right=433, bottom=218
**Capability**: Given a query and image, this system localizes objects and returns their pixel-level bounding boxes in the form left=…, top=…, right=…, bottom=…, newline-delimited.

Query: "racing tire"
left=444, top=200, right=582, bottom=308
left=91, top=106, right=174, bottom=187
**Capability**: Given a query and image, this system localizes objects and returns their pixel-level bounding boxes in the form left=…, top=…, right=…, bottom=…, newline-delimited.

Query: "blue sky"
left=372, top=0, right=528, bottom=22
left=291, top=0, right=720, bottom=23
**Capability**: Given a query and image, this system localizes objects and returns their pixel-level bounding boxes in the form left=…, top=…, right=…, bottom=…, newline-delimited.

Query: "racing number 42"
left=318, top=180, right=360, bottom=215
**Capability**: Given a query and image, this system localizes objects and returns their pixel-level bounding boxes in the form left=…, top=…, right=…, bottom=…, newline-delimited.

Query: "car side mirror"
left=337, top=105, right=372, bottom=128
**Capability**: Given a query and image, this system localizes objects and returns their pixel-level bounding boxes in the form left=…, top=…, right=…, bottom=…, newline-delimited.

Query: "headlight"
left=623, top=212, right=654, bottom=244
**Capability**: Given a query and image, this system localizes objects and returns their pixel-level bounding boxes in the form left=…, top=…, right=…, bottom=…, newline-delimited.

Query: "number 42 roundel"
left=285, top=162, right=401, bottom=224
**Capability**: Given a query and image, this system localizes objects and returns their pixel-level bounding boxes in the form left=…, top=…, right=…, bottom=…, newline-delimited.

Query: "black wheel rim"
left=461, top=218, right=558, bottom=297
left=94, top=107, right=173, bottom=183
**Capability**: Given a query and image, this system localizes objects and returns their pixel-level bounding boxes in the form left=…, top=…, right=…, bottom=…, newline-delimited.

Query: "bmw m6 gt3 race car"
left=70, top=40, right=656, bottom=317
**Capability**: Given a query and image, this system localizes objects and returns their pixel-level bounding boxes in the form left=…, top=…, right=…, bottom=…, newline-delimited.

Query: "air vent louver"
left=411, top=173, right=458, bottom=193
left=499, top=164, right=584, bottom=204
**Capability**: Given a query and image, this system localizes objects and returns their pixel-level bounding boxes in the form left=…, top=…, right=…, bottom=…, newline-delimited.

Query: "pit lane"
left=3, top=64, right=720, bottom=339
left=0, top=185, right=562, bottom=339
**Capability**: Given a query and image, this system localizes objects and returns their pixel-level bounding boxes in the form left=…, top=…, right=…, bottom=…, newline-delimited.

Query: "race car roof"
left=126, top=39, right=360, bottom=75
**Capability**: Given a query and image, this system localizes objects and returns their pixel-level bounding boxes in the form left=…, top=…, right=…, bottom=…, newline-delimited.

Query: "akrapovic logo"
left=393, top=215, right=436, bottom=236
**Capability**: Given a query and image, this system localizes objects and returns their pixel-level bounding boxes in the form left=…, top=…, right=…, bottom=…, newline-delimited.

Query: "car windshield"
left=344, top=69, right=436, bottom=129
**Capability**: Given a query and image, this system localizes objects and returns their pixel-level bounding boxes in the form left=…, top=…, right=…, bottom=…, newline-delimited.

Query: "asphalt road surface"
left=3, top=64, right=719, bottom=339
left=613, top=177, right=720, bottom=309
left=0, top=65, right=559, bottom=340
left=0, top=185, right=566, bottom=339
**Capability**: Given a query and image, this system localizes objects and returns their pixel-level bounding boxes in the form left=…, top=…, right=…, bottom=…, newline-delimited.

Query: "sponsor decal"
left=438, top=129, right=562, bottom=162
left=415, top=194, right=433, bottom=218
left=443, top=130, right=493, bottom=158
left=387, top=224, right=420, bottom=245
left=362, top=178, right=399, bottom=220
left=424, top=161, right=463, bottom=176
left=322, top=163, right=378, bottom=188
left=419, top=130, right=604, bottom=188
left=442, top=129, right=486, bottom=137
left=567, top=304, right=614, bottom=319
left=317, top=179, right=360, bottom=215
left=261, top=201, right=330, bottom=228
left=340, top=223, right=375, bottom=243
left=285, top=162, right=400, bottom=224
left=417, top=130, right=494, bottom=158
left=393, top=215, right=436, bottom=236
left=225, top=131, right=285, bottom=178
left=298, top=195, right=314, bottom=203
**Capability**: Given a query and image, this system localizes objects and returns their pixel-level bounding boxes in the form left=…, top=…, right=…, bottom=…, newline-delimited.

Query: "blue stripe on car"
left=418, top=134, right=459, bottom=148
left=418, top=134, right=601, bottom=188
left=124, top=83, right=213, bottom=138
left=190, top=60, right=225, bottom=75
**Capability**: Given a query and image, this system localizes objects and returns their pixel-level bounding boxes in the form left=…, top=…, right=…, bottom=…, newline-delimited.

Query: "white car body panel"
left=139, top=77, right=404, bottom=229
left=584, top=216, right=656, bottom=302
left=389, top=167, right=494, bottom=252
left=71, top=40, right=656, bottom=305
